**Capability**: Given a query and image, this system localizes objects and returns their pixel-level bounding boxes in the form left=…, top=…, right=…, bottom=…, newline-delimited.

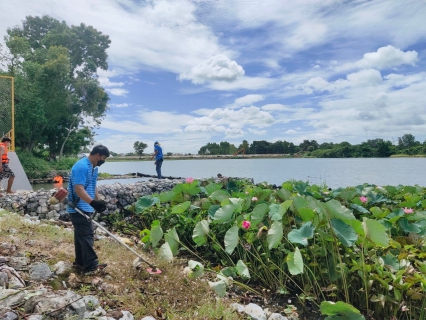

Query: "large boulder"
left=29, top=263, right=52, bottom=281
left=0, top=289, right=26, bottom=310
left=24, top=290, right=86, bottom=319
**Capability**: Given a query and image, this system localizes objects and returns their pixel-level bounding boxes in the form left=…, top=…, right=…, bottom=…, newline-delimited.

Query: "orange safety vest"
left=0, top=143, right=9, bottom=164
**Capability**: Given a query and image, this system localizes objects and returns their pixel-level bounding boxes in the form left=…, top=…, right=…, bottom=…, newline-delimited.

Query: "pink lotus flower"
left=359, top=196, right=368, bottom=203
left=185, top=177, right=194, bottom=183
left=403, top=207, right=414, bottom=214
left=252, top=197, right=258, bottom=202
left=242, top=220, right=251, bottom=229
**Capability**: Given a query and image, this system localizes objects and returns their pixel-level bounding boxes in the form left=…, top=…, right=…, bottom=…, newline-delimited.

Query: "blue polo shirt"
left=67, top=156, right=98, bottom=213
left=155, top=145, right=163, bottom=160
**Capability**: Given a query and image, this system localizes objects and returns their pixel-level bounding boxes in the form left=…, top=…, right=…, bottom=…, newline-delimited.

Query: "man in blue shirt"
left=67, top=145, right=109, bottom=275
left=151, top=141, right=163, bottom=179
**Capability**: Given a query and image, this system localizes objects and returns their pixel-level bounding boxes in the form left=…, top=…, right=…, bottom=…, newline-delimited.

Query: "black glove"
left=90, top=200, right=107, bottom=212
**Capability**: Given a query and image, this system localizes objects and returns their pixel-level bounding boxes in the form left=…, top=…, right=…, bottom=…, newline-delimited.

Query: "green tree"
left=134, top=141, right=148, bottom=158
left=249, top=140, right=271, bottom=154
left=4, top=15, right=110, bottom=159
left=397, top=134, right=417, bottom=149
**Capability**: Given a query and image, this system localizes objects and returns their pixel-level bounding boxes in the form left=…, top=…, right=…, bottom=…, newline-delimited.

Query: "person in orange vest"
left=0, top=137, right=15, bottom=195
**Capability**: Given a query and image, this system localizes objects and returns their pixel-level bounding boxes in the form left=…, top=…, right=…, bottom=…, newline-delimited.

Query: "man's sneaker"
left=83, top=263, right=108, bottom=276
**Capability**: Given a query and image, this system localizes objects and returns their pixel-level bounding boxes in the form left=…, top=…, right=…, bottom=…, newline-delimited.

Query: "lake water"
left=99, top=158, right=426, bottom=188
left=31, top=158, right=426, bottom=191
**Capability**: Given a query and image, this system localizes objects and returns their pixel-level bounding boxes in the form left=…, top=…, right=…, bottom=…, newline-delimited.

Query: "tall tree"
left=397, top=134, right=418, bottom=149
left=134, top=141, right=148, bottom=158
left=4, top=15, right=110, bottom=158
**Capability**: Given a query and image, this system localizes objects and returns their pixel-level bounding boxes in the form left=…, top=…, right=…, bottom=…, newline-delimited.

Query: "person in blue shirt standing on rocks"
left=67, top=145, right=110, bottom=275
left=151, top=141, right=163, bottom=179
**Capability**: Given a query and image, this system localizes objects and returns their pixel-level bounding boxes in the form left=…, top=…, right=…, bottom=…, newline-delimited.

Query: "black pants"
left=69, top=212, right=98, bottom=272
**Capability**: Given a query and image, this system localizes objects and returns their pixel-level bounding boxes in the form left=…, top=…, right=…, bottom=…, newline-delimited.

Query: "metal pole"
left=11, top=77, right=14, bottom=151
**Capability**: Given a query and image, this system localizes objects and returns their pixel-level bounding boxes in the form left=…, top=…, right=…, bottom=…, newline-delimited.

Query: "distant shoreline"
left=107, top=154, right=426, bottom=161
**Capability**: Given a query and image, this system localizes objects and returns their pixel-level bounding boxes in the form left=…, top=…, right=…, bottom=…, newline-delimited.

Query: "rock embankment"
left=0, top=178, right=254, bottom=220
left=0, top=179, right=185, bottom=220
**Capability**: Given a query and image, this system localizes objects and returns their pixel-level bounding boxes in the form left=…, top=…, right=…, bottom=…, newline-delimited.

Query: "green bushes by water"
left=17, top=150, right=78, bottom=179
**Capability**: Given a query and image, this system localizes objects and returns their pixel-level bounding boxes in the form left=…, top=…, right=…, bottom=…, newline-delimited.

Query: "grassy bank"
left=0, top=211, right=243, bottom=319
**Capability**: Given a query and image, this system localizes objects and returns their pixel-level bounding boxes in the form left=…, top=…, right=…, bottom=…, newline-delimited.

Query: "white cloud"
left=98, top=77, right=125, bottom=88
left=100, top=110, right=195, bottom=134
left=105, top=88, right=129, bottom=96
left=301, top=77, right=330, bottom=94
left=285, top=129, right=298, bottom=134
left=179, top=54, right=244, bottom=84
left=183, top=106, right=275, bottom=138
left=234, top=94, right=264, bottom=106
left=0, top=0, right=224, bottom=76
left=208, top=76, right=274, bottom=91
left=299, top=69, right=383, bottom=95
left=261, top=104, right=290, bottom=111
left=346, top=69, right=383, bottom=87
left=109, top=103, right=129, bottom=108
left=249, top=128, right=267, bottom=135
left=338, top=45, right=418, bottom=71
left=189, top=106, right=274, bottom=127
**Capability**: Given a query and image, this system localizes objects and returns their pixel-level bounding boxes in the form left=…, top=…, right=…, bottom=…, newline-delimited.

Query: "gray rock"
left=268, top=313, right=289, bottom=320
left=26, top=240, right=37, bottom=246
left=0, top=311, right=18, bottom=320
left=0, top=289, right=26, bottom=310
left=29, top=262, right=53, bottom=281
left=84, top=306, right=106, bottom=317
left=0, top=272, right=8, bottom=287
left=9, top=256, right=30, bottom=269
left=47, top=210, right=58, bottom=219
left=244, top=303, right=267, bottom=320
left=230, top=302, right=245, bottom=313
left=27, top=316, right=43, bottom=320
left=119, top=311, right=134, bottom=320
left=50, top=204, right=62, bottom=211
left=140, top=317, right=157, bottom=320
left=53, top=261, right=72, bottom=276
left=0, top=243, right=15, bottom=255
left=8, top=276, right=25, bottom=289
left=24, top=290, right=85, bottom=319
left=83, top=295, right=100, bottom=310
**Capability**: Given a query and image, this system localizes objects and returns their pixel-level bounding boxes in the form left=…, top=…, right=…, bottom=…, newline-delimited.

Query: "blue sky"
left=2, top=0, right=426, bottom=154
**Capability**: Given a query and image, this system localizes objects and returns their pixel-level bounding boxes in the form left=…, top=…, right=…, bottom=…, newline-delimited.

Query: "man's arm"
left=151, top=149, right=158, bottom=160
left=95, top=187, right=100, bottom=201
left=75, top=185, right=93, bottom=204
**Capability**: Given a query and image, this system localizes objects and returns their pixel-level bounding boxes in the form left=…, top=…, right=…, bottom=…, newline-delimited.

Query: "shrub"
left=51, top=157, right=79, bottom=170
left=17, top=150, right=52, bottom=179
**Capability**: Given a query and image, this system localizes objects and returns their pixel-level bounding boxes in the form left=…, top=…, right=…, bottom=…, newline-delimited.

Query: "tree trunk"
left=59, top=115, right=79, bottom=159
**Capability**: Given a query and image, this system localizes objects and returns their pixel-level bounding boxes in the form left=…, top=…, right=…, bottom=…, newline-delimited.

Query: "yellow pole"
left=11, top=76, right=15, bottom=151
left=0, top=76, right=15, bottom=151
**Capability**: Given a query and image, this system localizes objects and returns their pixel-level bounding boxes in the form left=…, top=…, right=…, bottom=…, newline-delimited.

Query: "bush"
left=17, top=150, right=52, bottom=179
left=51, top=157, right=79, bottom=170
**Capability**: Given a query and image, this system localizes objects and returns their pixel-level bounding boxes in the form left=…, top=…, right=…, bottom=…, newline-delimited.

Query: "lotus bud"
left=257, top=226, right=268, bottom=239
